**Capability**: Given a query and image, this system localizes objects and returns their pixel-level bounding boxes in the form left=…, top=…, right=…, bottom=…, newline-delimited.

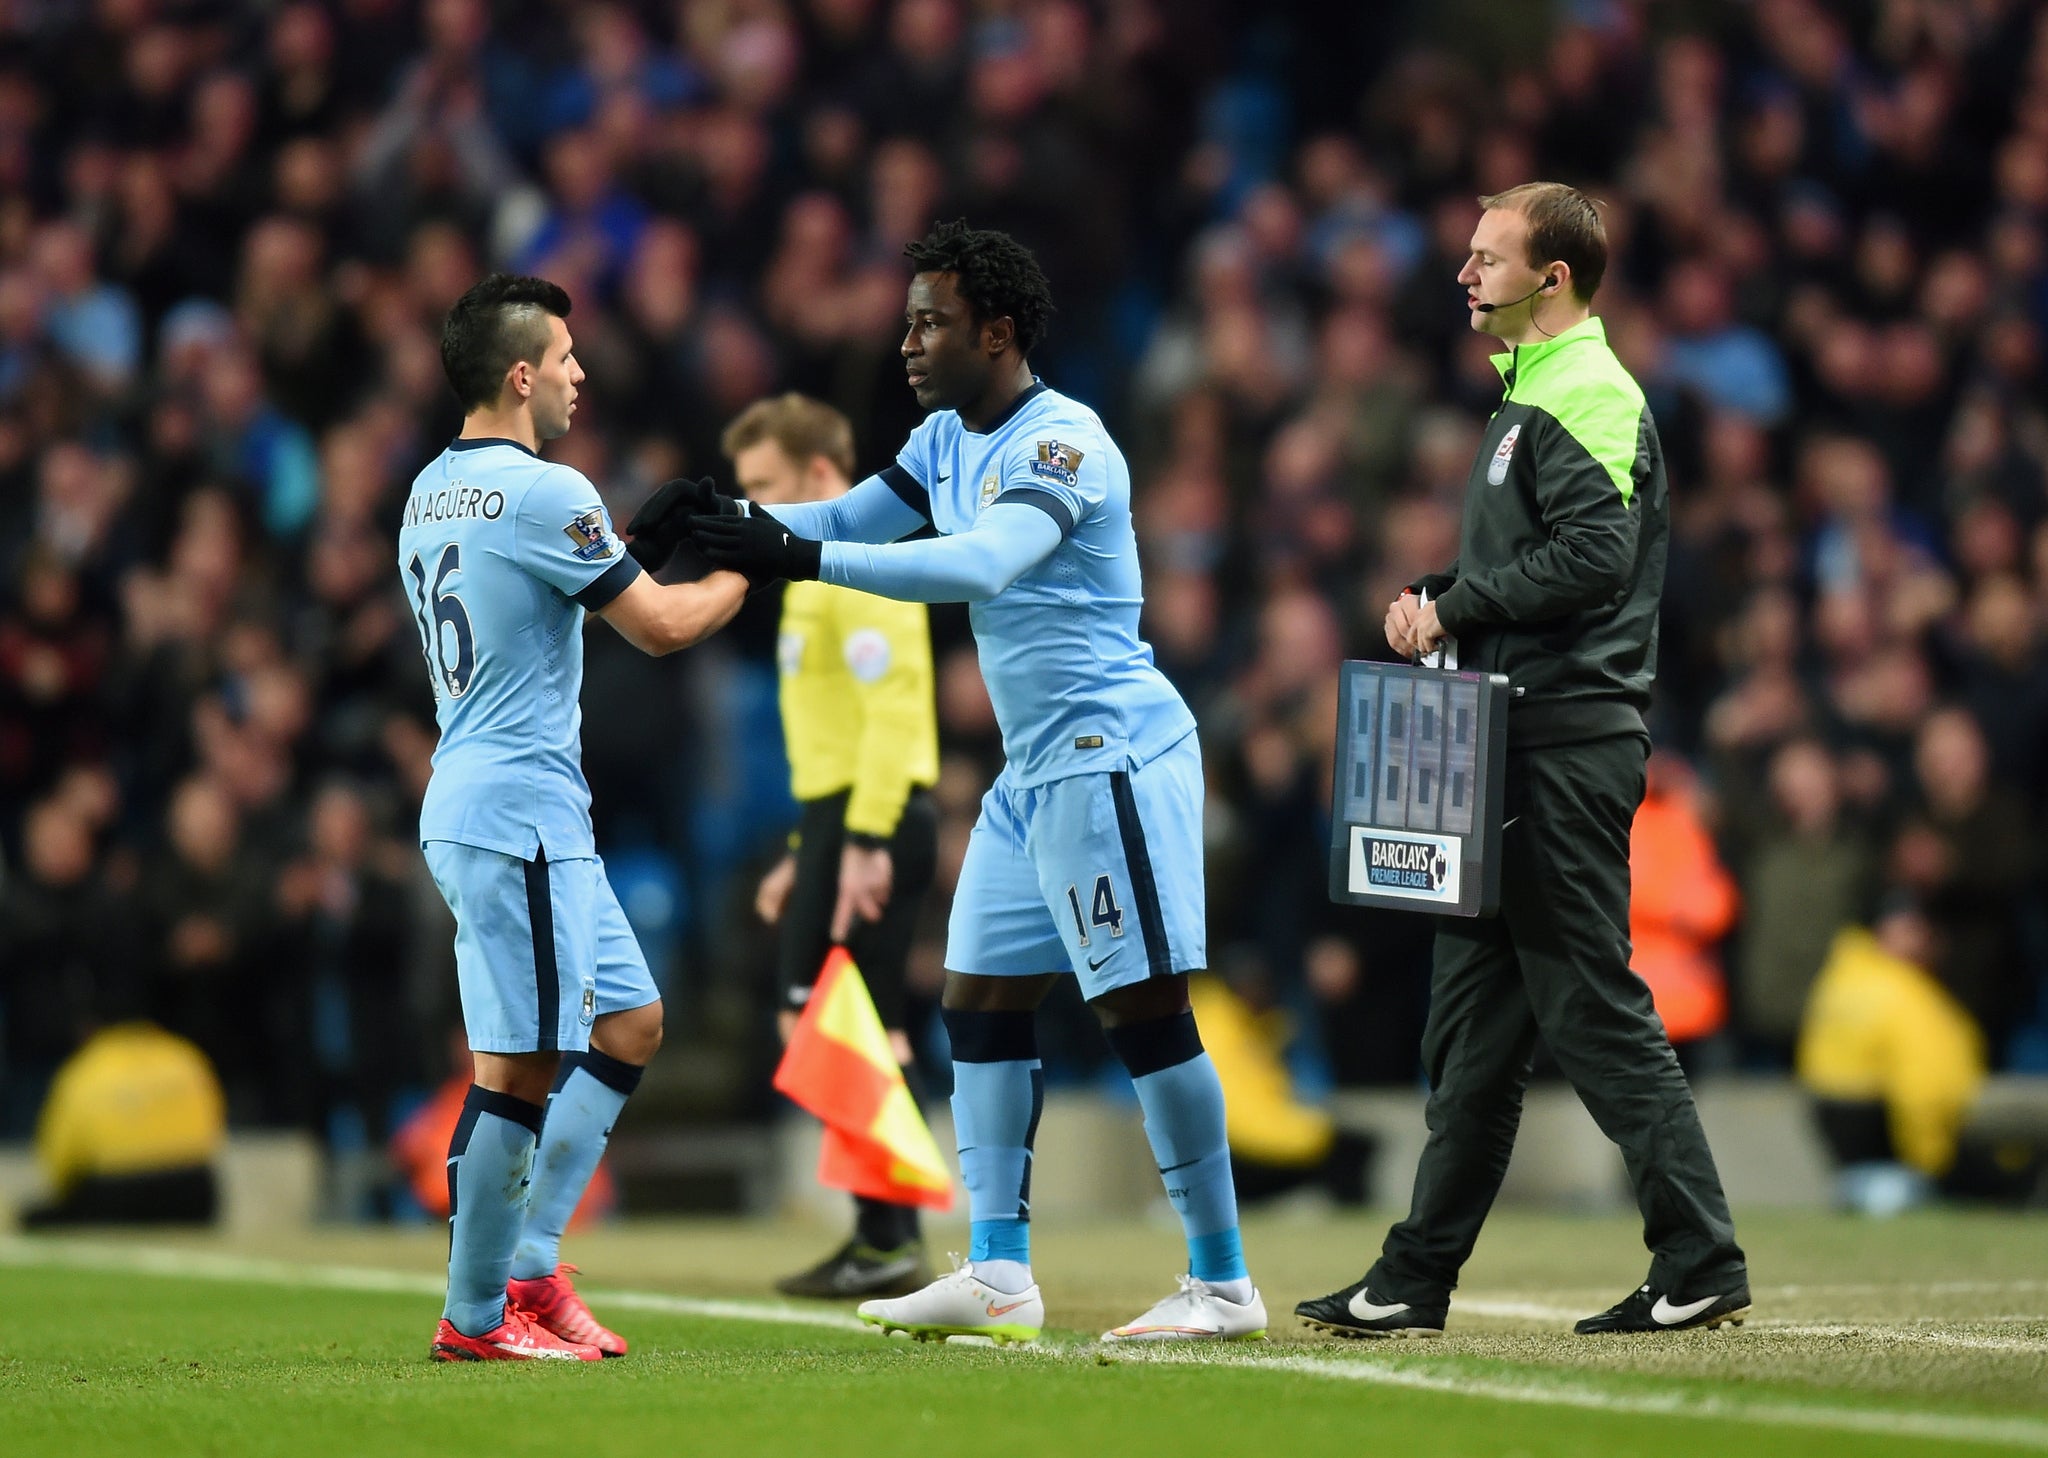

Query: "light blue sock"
left=1135, top=1055, right=1247, bottom=1284
left=943, top=1006, right=1042, bottom=1285
left=443, top=1086, right=542, bottom=1336
left=511, top=1050, right=642, bottom=1281
left=1106, top=1014, right=1249, bottom=1291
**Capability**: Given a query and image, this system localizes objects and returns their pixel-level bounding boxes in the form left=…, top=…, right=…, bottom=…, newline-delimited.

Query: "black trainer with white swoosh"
left=1293, top=1278, right=1446, bottom=1338
left=1573, top=1281, right=1751, bottom=1334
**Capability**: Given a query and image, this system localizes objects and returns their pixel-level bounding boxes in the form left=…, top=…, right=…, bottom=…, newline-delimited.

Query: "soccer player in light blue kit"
left=685, top=222, right=1265, bottom=1343
left=402, top=274, right=748, bottom=1362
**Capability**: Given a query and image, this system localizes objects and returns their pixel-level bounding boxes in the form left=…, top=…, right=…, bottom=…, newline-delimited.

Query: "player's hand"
left=755, top=852, right=797, bottom=925
left=1384, top=593, right=1420, bottom=654
left=831, top=842, right=893, bottom=941
left=689, top=510, right=822, bottom=586
left=1413, top=600, right=1447, bottom=655
left=626, top=476, right=737, bottom=571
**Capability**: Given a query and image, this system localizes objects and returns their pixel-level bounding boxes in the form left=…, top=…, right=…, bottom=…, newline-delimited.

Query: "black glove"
left=689, top=508, right=823, bottom=586
left=625, top=476, right=740, bottom=572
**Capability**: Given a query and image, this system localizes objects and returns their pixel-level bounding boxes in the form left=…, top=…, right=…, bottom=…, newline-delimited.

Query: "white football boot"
left=856, top=1256, right=1044, bottom=1345
left=1102, top=1274, right=1268, bottom=1342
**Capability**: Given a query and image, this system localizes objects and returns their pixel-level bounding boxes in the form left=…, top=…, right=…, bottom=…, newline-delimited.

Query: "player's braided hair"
left=440, top=273, right=572, bottom=413
left=904, top=220, right=1054, bottom=357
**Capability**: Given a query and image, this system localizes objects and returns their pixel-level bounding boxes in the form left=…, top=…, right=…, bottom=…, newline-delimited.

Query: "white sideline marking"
left=0, top=1239, right=866, bottom=1333
left=1453, top=1298, right=2048, bottom=1351
left=1763, top=1325, right=2048, bottom=1354
left=4, top=1239, right=2044, bottom=1448
left=1457, top=1298, right=1583, bottom=1321
left=1117, top=1349, right=2048, bottom=1450
left=1771, top=1280, right=2048, bottom=1297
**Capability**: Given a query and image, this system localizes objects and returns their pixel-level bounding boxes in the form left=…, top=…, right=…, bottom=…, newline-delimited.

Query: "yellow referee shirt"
left=777, top=580, right=939, bottom=837
left=35, top=1022, right=226, bottom=1194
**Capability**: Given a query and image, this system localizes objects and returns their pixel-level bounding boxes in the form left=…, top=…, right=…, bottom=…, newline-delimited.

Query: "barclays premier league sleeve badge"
left=562, top=508, right=620, bottom=561
left=1029, top=440, right=1085, bottom=488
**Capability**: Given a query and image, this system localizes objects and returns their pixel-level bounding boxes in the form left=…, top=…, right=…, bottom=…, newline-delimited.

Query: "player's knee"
left=940, top=970, right=1055, bottom=1012
left=1100, top=1003, right=1205, bottom=1080
left=473, top=1050, right=561, bottom=1106
left=593, top=1000, right=663, bottom=1065
left=1089, top=973, right=1192, bottom=1029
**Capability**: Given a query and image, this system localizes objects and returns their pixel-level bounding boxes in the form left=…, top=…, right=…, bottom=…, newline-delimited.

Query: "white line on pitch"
left=1112, top=1348, right=2048, bottom=1450
left=1450, top=1298, right=2048, bottom=1349
left=5, top=1239, right=2044, bottom=1447
left=0, top=1239, right=866, bottom=1333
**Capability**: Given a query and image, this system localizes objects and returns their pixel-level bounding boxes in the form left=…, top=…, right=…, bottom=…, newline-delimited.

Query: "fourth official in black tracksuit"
left=1298, top=313, right=1750, bottom=1338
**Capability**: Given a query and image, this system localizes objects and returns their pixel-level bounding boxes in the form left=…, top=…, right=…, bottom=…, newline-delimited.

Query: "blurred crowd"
left=4, top=0, right=2048, bottom=1193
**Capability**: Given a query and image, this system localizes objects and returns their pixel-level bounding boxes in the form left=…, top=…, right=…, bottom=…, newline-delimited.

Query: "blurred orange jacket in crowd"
left=390, top=1074, right=615, bottom=1225
left=1629, top=767, right=1739, bottom=1044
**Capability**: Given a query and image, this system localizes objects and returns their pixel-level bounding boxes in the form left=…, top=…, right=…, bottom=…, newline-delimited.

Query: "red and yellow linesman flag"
left=773, top=947, right=954, bottom=1210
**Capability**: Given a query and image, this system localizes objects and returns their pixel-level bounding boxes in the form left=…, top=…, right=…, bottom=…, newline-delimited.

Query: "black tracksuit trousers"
left=1366, top=733, right=1747, bottom=1304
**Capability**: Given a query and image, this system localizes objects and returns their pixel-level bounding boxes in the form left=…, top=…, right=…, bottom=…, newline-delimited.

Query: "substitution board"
left=1328, top=660, right=1510, bottom=917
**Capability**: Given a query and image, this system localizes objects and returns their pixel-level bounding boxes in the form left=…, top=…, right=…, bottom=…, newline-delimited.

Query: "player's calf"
left=1100, top=1001, right=1259, bottom=1310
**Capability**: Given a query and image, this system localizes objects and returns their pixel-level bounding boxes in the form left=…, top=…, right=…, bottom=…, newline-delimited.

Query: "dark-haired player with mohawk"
left=665, top=222, right=1264, bottom=1344
left=401, top=274, right=747, bottom=1361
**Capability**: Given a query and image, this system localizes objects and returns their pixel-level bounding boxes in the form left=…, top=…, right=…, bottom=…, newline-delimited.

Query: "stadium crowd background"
left=3, top=0, right=2047, bottom=1206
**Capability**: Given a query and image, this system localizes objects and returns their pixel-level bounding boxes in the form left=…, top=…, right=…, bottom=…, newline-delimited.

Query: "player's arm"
left=819, top=501, right=1061, bottom=602
left=765, top=466, right=932, bottom=544
left=517, top=467, right=747, bottom=653
left=595, top=569, right=750, bottom=656
left=693, top=500, right=1061, bottom=603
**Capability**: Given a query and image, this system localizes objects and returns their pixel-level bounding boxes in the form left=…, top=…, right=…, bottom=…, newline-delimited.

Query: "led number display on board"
left=1328, top=661, right=1510, bottom=918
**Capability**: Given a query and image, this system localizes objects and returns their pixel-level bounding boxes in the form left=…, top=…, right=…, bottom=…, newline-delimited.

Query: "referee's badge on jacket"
left=1487, top=423, right=1522, bottom=485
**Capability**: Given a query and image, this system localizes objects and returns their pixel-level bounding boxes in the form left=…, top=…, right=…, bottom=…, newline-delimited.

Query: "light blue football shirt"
left=810, top=382, right=1195, bottom=787
left=396, top=436, right=641, bottom=860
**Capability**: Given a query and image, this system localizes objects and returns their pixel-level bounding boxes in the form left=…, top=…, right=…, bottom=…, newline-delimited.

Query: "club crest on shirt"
left=1487, top=423, right=1522, bottom=485
left=562, top=508, right=619, bottom=561
left=1029, top=440, right=1085, bottom=488
left=979, top=471, right=1000, bottom=511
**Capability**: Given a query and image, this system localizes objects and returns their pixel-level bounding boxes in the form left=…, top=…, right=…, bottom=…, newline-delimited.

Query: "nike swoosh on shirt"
left=1650, top=1294, right=1720, bottom=1325
left=1086, top=953, right=1114, bottom=971
left=1346, top=1294, right=1415, bottom=1321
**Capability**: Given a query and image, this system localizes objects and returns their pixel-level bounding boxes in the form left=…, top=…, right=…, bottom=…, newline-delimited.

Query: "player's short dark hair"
left=903, top=220, right=1054, bottom=357
left=1478, top=182, right=1608, bottom=302
left=439, top=273, right=573, bottom=413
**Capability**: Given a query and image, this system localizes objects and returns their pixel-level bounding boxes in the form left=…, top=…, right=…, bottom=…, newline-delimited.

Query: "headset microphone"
left=1476, top=275, right=1558, bottom=313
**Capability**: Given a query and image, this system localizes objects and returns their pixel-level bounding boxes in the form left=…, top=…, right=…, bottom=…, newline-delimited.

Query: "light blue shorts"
left=422, top=842, right=659, bottom=1055
left=945, top=733, right=1207, bottom=999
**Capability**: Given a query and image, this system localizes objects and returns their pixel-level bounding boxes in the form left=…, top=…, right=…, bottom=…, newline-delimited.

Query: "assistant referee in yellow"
left=724, top=394, right=941, bottom=1299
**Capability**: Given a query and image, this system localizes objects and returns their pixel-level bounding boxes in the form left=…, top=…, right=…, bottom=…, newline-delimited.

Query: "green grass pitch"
left=2, top=1209, right=2044, bottom=1457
